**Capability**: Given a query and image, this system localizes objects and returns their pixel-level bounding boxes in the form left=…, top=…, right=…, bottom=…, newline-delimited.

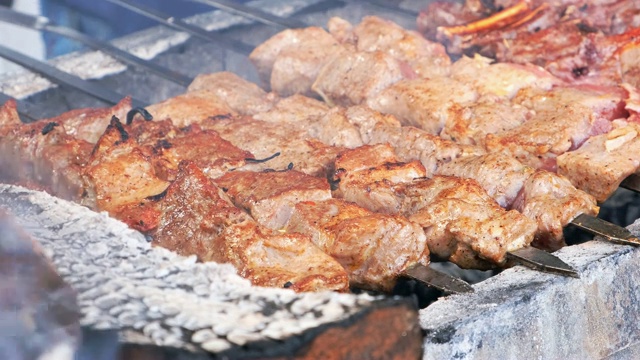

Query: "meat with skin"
left=397, top=176, right=537, bottom=269
left=367, top=77, right=479, bottom=135
left=186, top=72, right=276, bottom=115
left=512, top=170, right=599, bottom=250
left=286, top=199, right=428, bottom=292
left=154, top=161, right=350, bottom=292
left=485, top=85, right=626, bottom=171
left=557, top=121, right=640, bottom=202
left=203, top=116, right=346, bottom=177
left=312, top=50, right=408, bottom=107
left=249, top=27, right=346, bottom=97
left=213, top=170, right=332, bottom=230
left=328, top=16, right=451, bottom=78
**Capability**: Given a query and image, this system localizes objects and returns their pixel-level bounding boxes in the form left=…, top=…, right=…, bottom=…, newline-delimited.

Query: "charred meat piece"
left=214, top=169, right=331, bottom=230
left=204, top=116, right=345, bottom=177
left=558, top=121, right=640, bottom=203
left=286, top=199, right=428, bottom=292
left=154, top=161, right=350, bottom=292
left=249, top=27, right=346, bottom=97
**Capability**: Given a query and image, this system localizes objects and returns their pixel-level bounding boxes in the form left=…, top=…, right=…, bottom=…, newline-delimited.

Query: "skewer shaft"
left=571, top=213, right=640, bottom=247
left=402, top=264, right=474, bottom=294
left=506, top=247, right=579, bottom=278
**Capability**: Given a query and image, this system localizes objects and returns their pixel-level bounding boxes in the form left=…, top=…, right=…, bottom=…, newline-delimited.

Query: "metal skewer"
left=188, top=0, right=308, bottom=29
left=571, top=214, right=640, bottom=247
left=348, top=0, right=419, bottom=17
left=619, top=173, right=640, bottom=194
left=506, top=247, right=578, bottom=278
left=0, top=7, right=193, bottom=87
left=403, top=264, right=474, bottom=294
left=0, top=45, right=146, bottom=108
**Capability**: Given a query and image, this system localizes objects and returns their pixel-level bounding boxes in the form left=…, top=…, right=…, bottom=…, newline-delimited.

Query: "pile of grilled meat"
left=1, top=10, right=639, bottom=295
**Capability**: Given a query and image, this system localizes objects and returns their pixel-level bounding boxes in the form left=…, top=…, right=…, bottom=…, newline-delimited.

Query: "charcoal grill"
left=0, top=0, right=639, bottom=359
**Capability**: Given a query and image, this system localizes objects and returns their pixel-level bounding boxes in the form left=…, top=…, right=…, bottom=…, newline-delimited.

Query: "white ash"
left=0, top=184, right=377, bottom=354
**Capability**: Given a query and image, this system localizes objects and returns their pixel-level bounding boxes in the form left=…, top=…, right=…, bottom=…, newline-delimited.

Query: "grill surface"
left=0, top=0, right=639, bottom=358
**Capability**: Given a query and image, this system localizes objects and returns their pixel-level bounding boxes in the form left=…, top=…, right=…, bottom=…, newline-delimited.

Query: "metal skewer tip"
left=620, top=173, right=640, bottom=195
left=506, top=247, right=579, bottom=278
left=402, top=264, right=474, bottom=294
left=570, top=213, right=640, bottom=247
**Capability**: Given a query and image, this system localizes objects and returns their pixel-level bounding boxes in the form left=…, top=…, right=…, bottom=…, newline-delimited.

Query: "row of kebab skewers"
left=1, top=13, right=640, bottom=296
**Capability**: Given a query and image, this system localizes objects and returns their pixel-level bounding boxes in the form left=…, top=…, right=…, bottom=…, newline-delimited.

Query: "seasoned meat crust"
left=155, top=161, right=350, bottom=292
left=287, top=199, right=428, bottom=292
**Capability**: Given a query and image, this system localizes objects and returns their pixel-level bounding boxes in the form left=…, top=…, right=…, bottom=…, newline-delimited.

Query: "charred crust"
left=126, top=107, right=153, bottom=125
left=576, top=22, right=598, bottom=34
left=245, top=152, right=281, bottom=164
left=210, top=113, right=233, bottom=121
left=110, top=116, right=129, bottom=143
left=283, top=281, right=293, bottom=288
left=41, top=122, right=59, bottom=135
left=145, top=189, right=168, bottom=202
left=329, top=177, right=341, bottom=191
left=155, top=139, right=173, bottom=150
left=572, top=66, right=589, bottom=78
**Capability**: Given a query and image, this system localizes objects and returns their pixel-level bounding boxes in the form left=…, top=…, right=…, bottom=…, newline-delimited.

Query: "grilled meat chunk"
left=187, top=72, right=275, bottom=115
left=154, top=161, right=350, bottom=292
left=328, top=16, right=451, bottom=78
left=150, top=124, right=253, bottom=181
left=144, top=90, right=237, bottom=128
left=436, top=153, right=535, bottom=208
left=398, top=176, right=536, bottom=268
left=213, top=170, right=331, bottom=230
left=486, top=86, right=626, bottom=171
left=312, top=50, right=409, bottom=107
left=557, top=121, right=640, bottom=202
left=512, top=171, right=599, bottom=250
left=249, top=27, right=346, bottom=96
left=82, top=116, right=170, bottom=214
left=286, top=199, right=428, bottom=292
left=204, top=116, right=345, bottom=177
left=367, top=77, right=478, bottom=135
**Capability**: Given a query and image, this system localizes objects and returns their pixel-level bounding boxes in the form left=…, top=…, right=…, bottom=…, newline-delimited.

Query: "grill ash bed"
left=0, top=0, right=639, bottom=359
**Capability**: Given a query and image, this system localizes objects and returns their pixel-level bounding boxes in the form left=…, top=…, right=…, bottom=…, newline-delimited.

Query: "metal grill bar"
left=0, top=44, right=146, bottom=107
left=351, top=0, right=418, bottom=17
left=0, top=7, right=193, bottom=87
left=189, top=0, right=309, bottom=28
left=106, top=0, right=254, bottom=56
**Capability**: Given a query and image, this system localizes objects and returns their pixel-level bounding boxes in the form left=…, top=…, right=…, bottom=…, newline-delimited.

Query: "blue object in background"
left=40, top=0, right=212, bottom=58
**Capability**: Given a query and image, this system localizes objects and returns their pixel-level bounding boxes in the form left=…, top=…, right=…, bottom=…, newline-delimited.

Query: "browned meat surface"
left=213, top=170, right=331, bottom=230
left=398, top=176, right=537, bottom=269
left=328, top=16, right=451, bottom=78
left=0, top=101, right=92, bottom=200
left=204, top=116, right=345, bottom=177
left=249, top=27, right=346, bottom=96
left=558, top=122, right=640, bottom=202
left=286, top=199, right=428, bottom=292
left=187, top=72, right=276, bottom=115
left=154, top=161, right=350, bottom=292
left=440, top=97, right=532, bottom=146
left=436, top=153, right=534, bottom=208
left=312, top=50, right=408, bottom=107
left=82, top=117, right=170, bottom=213
left=367, top=77, right=478, bottom=135
left=144, top=90, right=237, bottom=128
left=512, top=171, right=599, bottom=250
left=449, top=55, right=560, bottom=99
left=149, top=124, right=252, bottom=181
left=42, top=97, right=131, bottom=144
left=485, top=86, right=626, bottom=171
left=333, top=144, right=428, bottom=214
